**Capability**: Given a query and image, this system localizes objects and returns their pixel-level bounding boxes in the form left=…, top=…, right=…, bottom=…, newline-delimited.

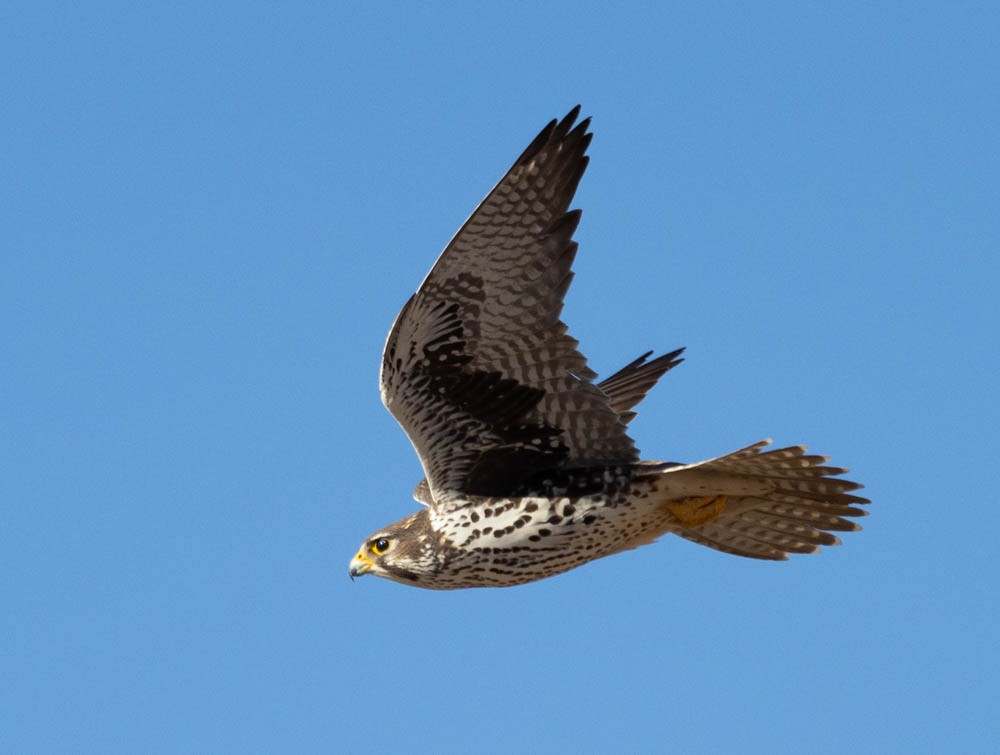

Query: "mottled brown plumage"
left=349, top=108, right=868, bottom=589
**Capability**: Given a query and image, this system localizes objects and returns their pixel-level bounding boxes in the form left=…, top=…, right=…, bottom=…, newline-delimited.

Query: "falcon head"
left=349, top=508, right=438, bottom=586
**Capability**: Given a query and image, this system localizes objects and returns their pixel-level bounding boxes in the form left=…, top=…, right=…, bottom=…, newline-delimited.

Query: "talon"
left=667, top=495, right=728, bottom=527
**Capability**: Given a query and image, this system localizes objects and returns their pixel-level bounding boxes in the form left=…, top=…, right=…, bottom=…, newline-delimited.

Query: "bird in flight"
left=349, top=107, right=867, bottom=589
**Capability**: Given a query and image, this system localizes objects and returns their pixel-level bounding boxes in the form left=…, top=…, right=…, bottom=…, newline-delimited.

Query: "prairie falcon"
left=349, top=107, right=867, bottom=589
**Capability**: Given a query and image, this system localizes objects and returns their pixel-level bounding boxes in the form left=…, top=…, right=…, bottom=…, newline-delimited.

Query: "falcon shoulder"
left=408, top=349, right=686, bottom=506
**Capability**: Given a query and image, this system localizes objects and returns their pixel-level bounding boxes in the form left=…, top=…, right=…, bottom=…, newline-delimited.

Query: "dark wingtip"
left=555, top=105, right=589, bottom=142
left=515, top=106, right=592, bottom=169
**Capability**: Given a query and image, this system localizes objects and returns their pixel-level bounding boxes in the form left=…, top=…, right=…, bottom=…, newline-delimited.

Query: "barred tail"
left=653, top=440, right=869, bottom=560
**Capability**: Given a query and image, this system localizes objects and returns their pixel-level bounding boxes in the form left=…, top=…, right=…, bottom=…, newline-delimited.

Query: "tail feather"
left=662, top=439, right=869, bottom=561
left=676, top=527, right=790, bottom=560
left=741, top=510, right=840, bottom=546
left=764, top=500, right=862, bottom=531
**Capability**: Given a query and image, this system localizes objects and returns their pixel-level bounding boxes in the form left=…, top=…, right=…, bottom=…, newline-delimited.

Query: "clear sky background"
left=3, top=3, right=998, bottom=753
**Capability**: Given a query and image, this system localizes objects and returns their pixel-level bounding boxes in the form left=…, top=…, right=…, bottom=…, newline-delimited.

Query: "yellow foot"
left=666, top=495, right=728, bottom=527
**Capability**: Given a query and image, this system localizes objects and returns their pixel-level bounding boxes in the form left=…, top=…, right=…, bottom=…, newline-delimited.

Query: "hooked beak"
left=349, top=552, right=375, bottom=581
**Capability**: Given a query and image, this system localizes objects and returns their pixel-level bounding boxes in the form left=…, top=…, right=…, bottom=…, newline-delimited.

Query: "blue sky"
left=3, top=2, right=998, bottom=752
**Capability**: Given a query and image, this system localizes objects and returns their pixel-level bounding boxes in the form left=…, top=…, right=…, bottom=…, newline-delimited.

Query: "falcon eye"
left=371, top=537, right=391, bottom=555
